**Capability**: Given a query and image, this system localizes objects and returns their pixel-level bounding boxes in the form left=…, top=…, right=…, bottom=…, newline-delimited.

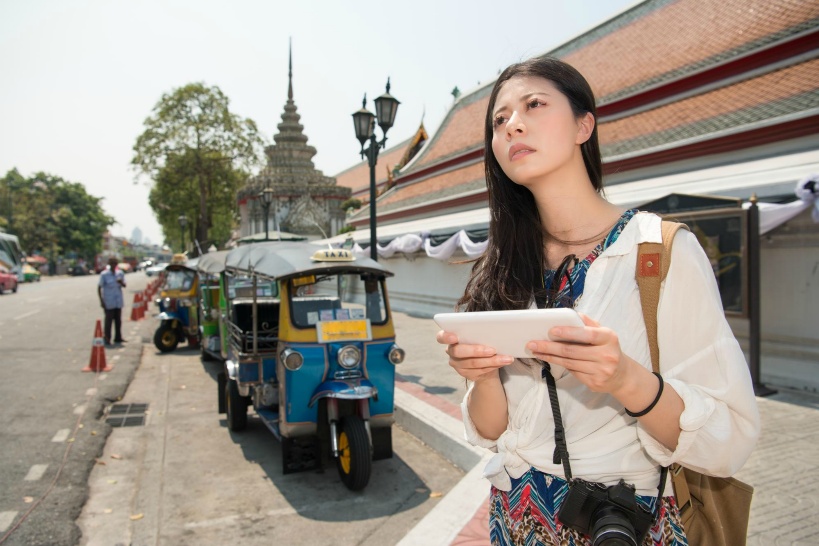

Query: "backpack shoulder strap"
left=635, top=220, right=689, bottom=373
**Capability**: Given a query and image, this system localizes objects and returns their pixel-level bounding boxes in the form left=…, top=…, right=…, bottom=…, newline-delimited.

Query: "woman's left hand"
left=526, top=313, right=635, bottom=394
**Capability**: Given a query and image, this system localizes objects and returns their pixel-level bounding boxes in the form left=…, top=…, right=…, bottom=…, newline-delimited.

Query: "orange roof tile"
left=599, top=59, right=819, bottom=156
left=561, top=0, right=819, bottom=102
left=409, top=97, right=488, bottom=171
left=378, top=162, right=485, bottom=210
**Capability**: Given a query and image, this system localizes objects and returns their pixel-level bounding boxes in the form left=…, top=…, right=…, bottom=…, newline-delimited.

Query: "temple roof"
left=333, top=122, right=429, bottom=199
left=347, top=0, right=819, bottom=226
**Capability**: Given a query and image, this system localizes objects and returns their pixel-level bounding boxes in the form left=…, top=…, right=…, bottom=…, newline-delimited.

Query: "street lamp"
left=352, top=78, right=400, bottom=261
left=178, top=213, right=187, bottom=253
left=259, top=185, right=275, bottom=241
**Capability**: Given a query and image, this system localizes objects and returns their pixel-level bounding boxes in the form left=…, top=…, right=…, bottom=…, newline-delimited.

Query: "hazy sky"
left=0, top=0, right=638, bottom=245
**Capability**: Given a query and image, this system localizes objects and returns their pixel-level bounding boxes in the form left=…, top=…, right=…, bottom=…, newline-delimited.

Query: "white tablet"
left=433, top=309, right=584, bottom=358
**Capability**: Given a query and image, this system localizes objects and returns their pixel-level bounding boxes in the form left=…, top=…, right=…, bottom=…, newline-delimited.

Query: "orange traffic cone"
left=130, top=292, right=142, bottom=321
left=139, top=291, right=148, bottom=317
left=83, top=320, right=113, bottom=372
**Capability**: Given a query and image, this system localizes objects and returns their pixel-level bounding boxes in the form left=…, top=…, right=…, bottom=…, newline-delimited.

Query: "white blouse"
left=462, top=212, right=761, bottom=495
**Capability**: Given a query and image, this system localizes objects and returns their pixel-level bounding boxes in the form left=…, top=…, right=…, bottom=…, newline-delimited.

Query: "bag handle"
left=636, top=221, right=688, bottom=373
left=636, top=220, right=691, bottom=509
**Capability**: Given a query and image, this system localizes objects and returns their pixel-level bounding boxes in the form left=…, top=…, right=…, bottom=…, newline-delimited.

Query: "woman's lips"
left=509, top=144, right=535, bottom=161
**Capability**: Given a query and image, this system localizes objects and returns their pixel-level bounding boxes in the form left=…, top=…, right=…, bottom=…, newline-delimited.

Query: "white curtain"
left=352, top=179, right=818, bottom=261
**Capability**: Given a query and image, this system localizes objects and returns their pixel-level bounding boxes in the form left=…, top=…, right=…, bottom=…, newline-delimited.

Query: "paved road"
left=0, top=273, right=148, bottom=546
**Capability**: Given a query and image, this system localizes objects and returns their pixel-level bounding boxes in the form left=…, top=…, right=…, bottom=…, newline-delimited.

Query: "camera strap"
left=541, top=361, right=669, bottom=514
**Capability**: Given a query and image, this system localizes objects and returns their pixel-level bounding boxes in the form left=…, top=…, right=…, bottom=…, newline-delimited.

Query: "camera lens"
left=590, top=506, right=639, bottom=546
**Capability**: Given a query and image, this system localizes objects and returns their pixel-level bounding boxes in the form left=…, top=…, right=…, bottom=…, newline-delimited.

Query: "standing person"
left=436, top=57, right=759, bottom=546
left=98, top=257, right=126, bottom=345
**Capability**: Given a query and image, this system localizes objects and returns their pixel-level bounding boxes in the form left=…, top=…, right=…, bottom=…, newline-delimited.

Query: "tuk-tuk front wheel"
left=153, top=324, right=179, bottom=353
left=336, top=415, right=372, bottom=491
left=226, top=378, right=248, bottom=431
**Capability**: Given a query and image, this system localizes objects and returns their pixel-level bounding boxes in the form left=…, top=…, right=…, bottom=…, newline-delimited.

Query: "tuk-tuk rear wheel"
left=226, top=378, right=248, bottom=431
left=153, top=324, right=179, bottom=353
left=336, top=415, right=372, bottom=491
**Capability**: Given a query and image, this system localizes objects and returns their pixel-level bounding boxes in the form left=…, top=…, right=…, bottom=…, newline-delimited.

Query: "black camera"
left=558, top=478, right=655, bottom=546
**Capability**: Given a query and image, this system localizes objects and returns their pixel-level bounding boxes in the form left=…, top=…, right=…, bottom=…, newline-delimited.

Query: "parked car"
left=22, top=264, right=41, bottom=282
left=0, top=265, right=18, bottom=294
left=68, top=264, right=90, bottom=276
left=145, top=262, right=169, bottom=277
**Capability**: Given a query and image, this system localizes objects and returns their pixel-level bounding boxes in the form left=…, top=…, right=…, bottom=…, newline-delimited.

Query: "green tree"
left=0, top=169, right=113, bottom=262
left=148, top=148, right=247, bottom=250
left=132, top=83, right=263, bottom=252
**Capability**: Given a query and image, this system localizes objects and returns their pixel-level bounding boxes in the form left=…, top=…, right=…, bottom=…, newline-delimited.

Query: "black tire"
left=153, top=324, right=179, bottom=353
left=12, top=283, right=17, bottom=293
left=335, top=415, right=372, bottom=491
left=226, top=378, right=248, bottom=431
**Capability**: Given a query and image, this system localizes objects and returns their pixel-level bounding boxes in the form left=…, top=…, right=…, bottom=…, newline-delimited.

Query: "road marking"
left=29, top=297, right=45, bottom=302
left=74, top=404, right=87, bottom=415
left=0, top=511, right=17, bottom=532
left=16, top=310, right=41, bottom=320
left=86, top=388, right=97, bottom=396
left=112, top=355, right=121, bottom=361
left=24, top=464, right=48, bottom=481
left=52, top=429, right=70, bottom=442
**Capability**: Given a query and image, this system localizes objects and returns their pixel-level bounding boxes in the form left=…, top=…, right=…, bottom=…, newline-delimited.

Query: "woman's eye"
left=527, top=99, right=543, bottom=109
left=493, top=115, right=507, bottom=127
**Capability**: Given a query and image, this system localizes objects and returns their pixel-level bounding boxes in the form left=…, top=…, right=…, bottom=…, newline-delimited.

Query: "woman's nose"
left=506, top=110, right=525, bottom=137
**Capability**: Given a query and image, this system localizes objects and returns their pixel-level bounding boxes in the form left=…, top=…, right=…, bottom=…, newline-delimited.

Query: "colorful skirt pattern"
left=489, top=468, right=688, bottom=546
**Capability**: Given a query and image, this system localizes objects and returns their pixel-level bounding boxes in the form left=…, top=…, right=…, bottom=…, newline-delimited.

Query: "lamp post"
left=178, top=213, right=187, bottom=253
left=352, top=78, right=400, bottom=261
left=259, top=185, right=275, bottom=241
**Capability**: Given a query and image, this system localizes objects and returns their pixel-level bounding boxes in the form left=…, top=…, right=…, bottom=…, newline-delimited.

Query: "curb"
left=393, top=388, right=491, bottom=546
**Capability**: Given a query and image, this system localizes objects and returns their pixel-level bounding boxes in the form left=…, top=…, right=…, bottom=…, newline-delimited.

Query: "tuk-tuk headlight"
left=337, top=346, right=361, bottom=369
left=388, top=344, right=405, bottom=365
left=281, top=348, right=304, bottom=371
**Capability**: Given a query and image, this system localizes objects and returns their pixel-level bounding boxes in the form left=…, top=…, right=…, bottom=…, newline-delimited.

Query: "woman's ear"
left=575, top=112, right=595, bottom=145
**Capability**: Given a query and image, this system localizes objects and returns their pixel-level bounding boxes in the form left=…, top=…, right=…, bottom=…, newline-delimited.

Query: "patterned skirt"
left=489, top=468, right=688, bottom=546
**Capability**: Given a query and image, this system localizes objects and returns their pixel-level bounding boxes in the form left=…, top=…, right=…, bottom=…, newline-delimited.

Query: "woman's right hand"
left=436, top=330, right=514, bottom=382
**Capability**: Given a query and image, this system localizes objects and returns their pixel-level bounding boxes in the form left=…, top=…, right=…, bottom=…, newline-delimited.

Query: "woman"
left=437, top=57, right=760, bottom=545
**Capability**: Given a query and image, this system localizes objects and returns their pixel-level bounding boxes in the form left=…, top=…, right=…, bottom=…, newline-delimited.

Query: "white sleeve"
left=461, top=380, right=500, bottom=451
left=637, top=229, right=761, bottom=476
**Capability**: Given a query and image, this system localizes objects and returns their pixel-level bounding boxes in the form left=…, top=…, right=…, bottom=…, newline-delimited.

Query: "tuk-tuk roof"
left=224, top=242, right=393, bottom=280
left=196, top=250, right=230, bottom=275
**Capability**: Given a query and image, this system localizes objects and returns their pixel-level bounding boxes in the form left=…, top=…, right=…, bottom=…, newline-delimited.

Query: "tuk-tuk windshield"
left=164, top=269, right=195, bottom=292
left=289, top=272, right=387, bottom=328
left=228, top=276, right=279, bottom=299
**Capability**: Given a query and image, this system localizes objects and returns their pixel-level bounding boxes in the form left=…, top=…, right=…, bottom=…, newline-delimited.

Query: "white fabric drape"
left=352, top=230, right=488, bottom=260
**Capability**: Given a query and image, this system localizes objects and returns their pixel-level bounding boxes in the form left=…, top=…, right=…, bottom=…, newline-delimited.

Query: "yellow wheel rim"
left=338, top=431, right=351, bottom=474
left=161, top=331, right=175, bottom=346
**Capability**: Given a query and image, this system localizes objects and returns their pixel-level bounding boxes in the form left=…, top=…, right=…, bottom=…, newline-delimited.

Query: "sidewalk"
left=388, top=311, right=819, bottom=545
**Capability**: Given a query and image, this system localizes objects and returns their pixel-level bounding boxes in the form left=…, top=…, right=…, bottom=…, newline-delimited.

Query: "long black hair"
left=457, top=57, right=603, bottom=312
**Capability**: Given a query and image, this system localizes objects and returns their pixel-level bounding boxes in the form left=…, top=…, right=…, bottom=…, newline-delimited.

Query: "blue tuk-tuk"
left=153, top=254, right=200, bottom=353
left=216, top=242, right=405, bottom=490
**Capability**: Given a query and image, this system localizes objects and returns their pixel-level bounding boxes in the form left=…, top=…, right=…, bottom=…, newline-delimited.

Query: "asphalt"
left=74, top=285, right=819, bottom=545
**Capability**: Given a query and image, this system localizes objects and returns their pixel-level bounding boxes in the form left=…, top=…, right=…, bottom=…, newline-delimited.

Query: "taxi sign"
left=311, top=248, right=355, bottom=262
left=316, top=319, right=372, bottom=343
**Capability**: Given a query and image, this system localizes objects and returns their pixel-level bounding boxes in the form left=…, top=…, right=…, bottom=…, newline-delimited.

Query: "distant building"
left=238, top=46, right=351, bottom=239
left=131, top=227, right=143, bottom=245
